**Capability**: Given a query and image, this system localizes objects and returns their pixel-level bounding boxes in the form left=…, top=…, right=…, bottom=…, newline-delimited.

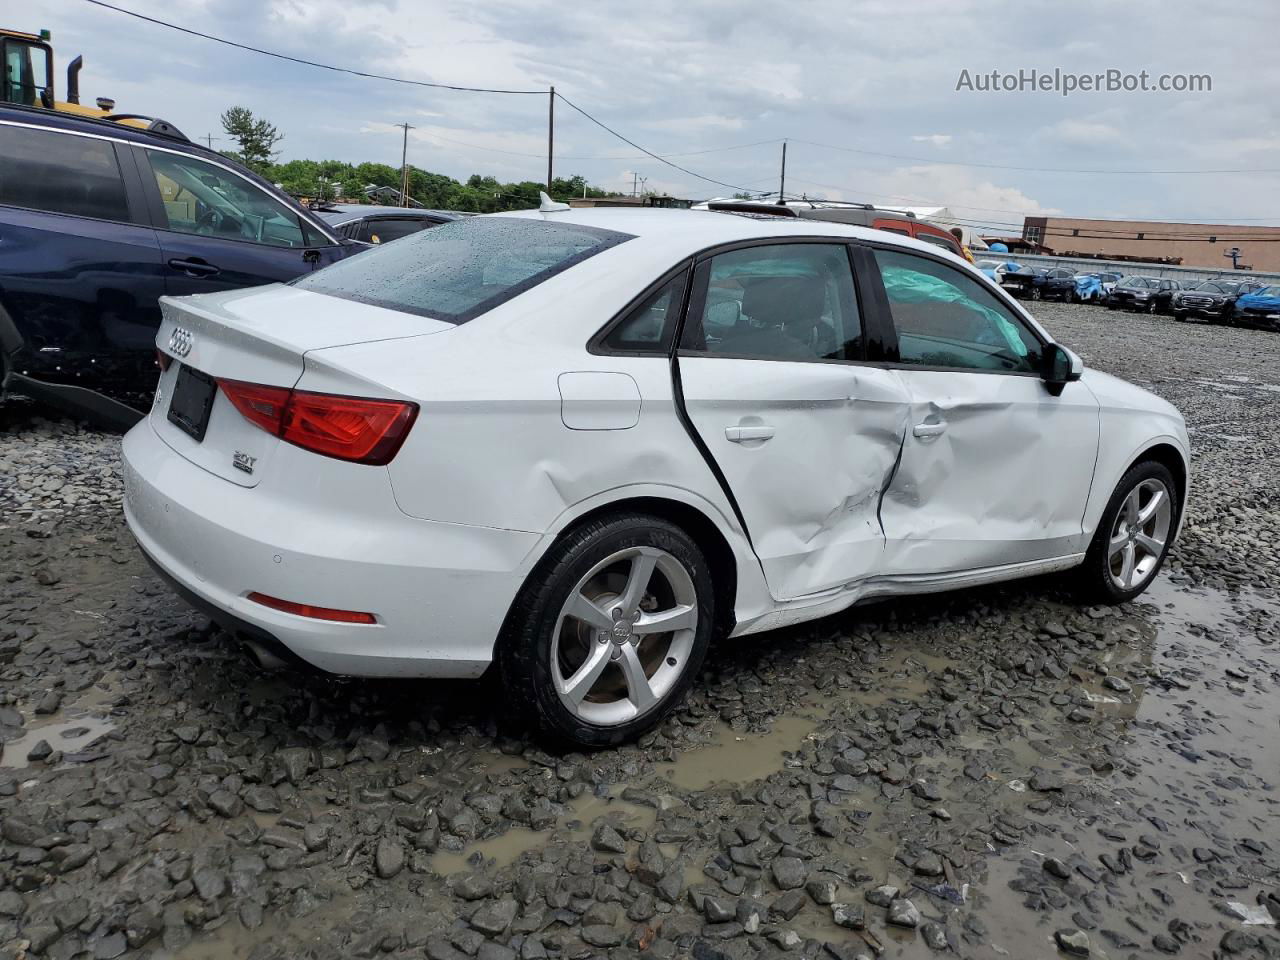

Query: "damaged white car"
left=122, top=201, right=1189, bottom=745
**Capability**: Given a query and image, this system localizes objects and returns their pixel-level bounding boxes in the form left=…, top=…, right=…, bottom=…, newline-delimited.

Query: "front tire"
left=498, top=513, right=714, bottom=747
left=1076, top=461, right=1179, bottom=604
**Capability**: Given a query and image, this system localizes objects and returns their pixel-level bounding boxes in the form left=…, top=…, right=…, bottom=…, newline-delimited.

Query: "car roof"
left=317, top=204, right=466, bottom=225
left=0, top=102, right=204, bottom=153
left=489, top=206, right=947, bottom=256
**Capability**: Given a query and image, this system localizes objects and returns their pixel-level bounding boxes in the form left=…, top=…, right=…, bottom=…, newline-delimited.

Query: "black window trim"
left=853, top=237, right=1053, bottom=380
left=0, top=122, right=142, bottom=227
left=671, top=236, right=878, bottom=367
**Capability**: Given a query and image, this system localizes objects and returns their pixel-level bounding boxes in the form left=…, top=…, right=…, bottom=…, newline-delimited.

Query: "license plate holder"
left=167, top=364, right=216, bottom=442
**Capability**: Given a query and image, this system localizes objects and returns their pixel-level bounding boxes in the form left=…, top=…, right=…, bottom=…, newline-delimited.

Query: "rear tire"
left=1075, top=461, right=1179, bottom=604
left=498, top=513, right=714, bottom=747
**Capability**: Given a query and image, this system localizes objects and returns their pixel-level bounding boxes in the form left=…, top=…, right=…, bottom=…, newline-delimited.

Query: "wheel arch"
left=1125, top=441, right=1189, bottom=530
left=512, top=490, right=749, bottom=643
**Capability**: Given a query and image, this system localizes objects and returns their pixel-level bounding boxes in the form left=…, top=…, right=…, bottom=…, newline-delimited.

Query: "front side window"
left=146, top=151, right=317, bottom=249
left=0, top=126, right=129, bottom=222
left=680, top=244, right=862, bottom=362
left=3, top=40, right=51, bottom=106
left=873, top=247, right=1043, bottom=373
left=295, top=215, right=632, bottom=324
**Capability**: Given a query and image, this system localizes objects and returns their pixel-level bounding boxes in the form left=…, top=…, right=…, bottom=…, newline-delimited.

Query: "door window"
left=355, top=217, right=438, bottom=244
left=3, top=40, right=50, bottom=105
left=145, top=151, right=316, bottom=249
left=680, top=244, right=861, bottom=361
left=872, top=248, right=1044, bottom=373
left=0, top=126, right=130, bottom=222
left=917, top=232, right=959, bottom=254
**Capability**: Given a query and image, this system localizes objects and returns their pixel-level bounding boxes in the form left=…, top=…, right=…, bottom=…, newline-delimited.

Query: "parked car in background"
left=1078, top=271, right=1122, bottom=302
left=1232, top=285, right=1280, bottom=330
left=1001, top=266, right=1077, bottom=301
left=701, top=199, right=967, bottom=259
left=123, top=203, right=1188, bottom=746
left=976, top=259, right=1017, bottom=283
left=0, top=104, right=358, bottom=426
left=1171, top=279, right=1265, bottom=324
left=1107, top=276, right=1180, bottom=314
left=314, top=204, right=467, bottom=244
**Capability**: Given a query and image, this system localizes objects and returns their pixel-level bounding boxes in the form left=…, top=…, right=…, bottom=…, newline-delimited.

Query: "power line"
left=80, top=0, right=547, bottom=95
left=416, top=129, right=785, bottom=162
left=552, top=92, right=761, bottom=194
left=790, top=137, right=1280, bottom=176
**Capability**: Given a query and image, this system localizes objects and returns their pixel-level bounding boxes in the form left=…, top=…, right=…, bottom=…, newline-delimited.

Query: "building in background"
left=1021, top=216, right=1280, bottom=271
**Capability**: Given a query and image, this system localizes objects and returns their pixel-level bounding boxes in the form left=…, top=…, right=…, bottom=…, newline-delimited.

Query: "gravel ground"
left=1, top=302, right=1278, bottom=960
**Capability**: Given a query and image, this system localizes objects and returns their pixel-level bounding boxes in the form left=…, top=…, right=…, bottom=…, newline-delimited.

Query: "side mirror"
left=1042, top=343, right=1083, bottom=396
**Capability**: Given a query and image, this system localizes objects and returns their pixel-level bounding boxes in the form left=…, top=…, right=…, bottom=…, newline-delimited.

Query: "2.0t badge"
left=232, top=451, right=257, bottom=475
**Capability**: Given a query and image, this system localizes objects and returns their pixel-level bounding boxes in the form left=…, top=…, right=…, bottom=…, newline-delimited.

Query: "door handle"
left=167, top=258, right=220, bottom=278
left=913, top=421, right=947, bottom=439
left=726, top=425, right=775, bottom=443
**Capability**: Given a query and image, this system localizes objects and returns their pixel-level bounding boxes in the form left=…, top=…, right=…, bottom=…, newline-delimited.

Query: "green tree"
left=220, top=106, right=283, bottom=173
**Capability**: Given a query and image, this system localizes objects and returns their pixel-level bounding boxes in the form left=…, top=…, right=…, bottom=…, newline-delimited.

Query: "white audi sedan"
left=122, top=202, right=1189, bottom=745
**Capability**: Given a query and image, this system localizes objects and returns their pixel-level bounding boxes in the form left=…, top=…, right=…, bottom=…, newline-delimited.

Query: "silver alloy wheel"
left=550, top=546, right=698, bottom=727
left=1108, top=478, right=1173, bottom=591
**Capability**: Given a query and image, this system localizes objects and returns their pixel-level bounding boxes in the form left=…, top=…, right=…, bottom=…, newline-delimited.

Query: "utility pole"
left=632, top=171, right=638, bottom=197
left=779, top=140, right=787, bottom=203
left=202, top=133, right=220, bottom=150
left=395, top=122, right=414, bottom=206
left=547, top=86, right=555, bottom=193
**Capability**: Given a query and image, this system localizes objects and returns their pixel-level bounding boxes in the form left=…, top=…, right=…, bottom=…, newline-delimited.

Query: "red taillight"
left=156, top=350, right=172, bottom=371
left=247, top=592, right=376, bottom=624
left=218, top=379, right=291, bottom=435
left=283, top=391, right=418, bottom=465
left=216, top=380, right=417, bottom=466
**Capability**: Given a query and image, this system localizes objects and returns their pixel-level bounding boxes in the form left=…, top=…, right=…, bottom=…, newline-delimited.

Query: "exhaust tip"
left=241, top=638, right=290, bottom=671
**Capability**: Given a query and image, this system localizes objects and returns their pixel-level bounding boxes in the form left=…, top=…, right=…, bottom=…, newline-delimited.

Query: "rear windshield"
left=294, top=216, right=632, bottom=323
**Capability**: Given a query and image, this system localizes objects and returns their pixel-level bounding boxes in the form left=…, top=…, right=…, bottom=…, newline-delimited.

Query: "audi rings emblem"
left=168, top=326, right=194, bottom=357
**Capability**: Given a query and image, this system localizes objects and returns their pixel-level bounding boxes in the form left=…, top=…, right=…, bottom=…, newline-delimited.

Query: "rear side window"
left=0, top=126, right=130, bottom=222
left=680, top=244, right=862, bottom=361
left=873, top=248, right=1043, bottom=373
left=295, top=216, right=632, bottom=324
left=601, top=271, right=686, bottom=354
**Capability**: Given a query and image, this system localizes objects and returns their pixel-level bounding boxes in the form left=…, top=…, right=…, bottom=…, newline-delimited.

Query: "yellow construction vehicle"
left=2, top=26, right=147, bottom=128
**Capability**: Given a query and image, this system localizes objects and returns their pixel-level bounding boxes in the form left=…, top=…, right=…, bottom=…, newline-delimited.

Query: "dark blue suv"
left=0, top=105, right=358, bottom=427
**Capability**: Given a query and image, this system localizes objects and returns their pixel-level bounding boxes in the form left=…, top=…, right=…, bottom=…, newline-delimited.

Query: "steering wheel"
left=195, top=207, right=225, bottom=236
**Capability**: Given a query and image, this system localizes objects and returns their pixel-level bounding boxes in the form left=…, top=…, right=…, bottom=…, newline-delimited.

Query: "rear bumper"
left=121, top=419, right=541, bottom=677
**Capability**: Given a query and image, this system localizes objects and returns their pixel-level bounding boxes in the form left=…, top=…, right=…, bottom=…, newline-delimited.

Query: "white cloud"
left=1044, top=119, right=1123, bottom=146
left=911, top=134, right=952, bottom=147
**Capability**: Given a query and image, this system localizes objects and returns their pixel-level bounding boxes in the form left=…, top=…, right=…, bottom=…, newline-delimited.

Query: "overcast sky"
left=37, top=0, right=1280, bottom=229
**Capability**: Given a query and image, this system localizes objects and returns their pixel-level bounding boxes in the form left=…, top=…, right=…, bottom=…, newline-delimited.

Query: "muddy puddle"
left=430, top=788, right=658, bottom=875
left=0, top=670, right=121, bottom=769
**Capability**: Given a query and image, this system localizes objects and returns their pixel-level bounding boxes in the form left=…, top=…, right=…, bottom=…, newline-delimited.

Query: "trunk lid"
left=150, top=283, right=451, bottom=487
